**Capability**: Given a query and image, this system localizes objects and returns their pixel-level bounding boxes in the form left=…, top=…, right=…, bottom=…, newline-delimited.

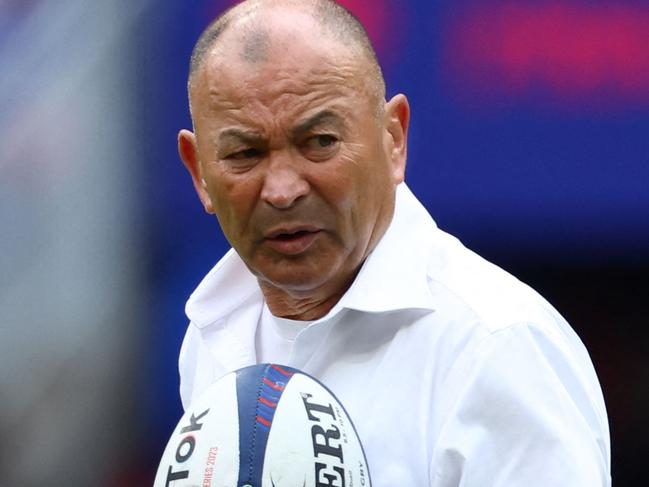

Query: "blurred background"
left=1, top=0, right=647, bottom=485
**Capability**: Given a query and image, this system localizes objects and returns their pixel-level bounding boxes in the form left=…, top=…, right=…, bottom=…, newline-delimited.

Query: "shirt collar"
left=185, top=249, right=261, bottom=329
left=335, top=183, right=437, bottom=314
left=186, top=183, right=436, bottom=328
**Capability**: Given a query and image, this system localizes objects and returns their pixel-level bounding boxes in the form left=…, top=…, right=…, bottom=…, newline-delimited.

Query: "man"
left=176, top=0, right=611, bottom=485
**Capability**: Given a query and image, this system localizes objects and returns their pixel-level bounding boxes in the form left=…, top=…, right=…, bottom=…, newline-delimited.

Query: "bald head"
left=187, top=0, right=385, bottom=112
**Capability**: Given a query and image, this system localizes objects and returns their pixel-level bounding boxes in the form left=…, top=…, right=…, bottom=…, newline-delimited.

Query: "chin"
left=250, top=251, right=354, bottom=296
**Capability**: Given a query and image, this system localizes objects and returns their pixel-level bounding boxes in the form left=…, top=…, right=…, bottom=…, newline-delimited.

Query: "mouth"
left=264, top=227, right=321, bottom=255
left=271, top=230, right=314, bottom=240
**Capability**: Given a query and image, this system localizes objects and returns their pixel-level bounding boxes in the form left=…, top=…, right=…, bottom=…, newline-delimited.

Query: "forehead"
left=191, top=9, right=370, bottom=124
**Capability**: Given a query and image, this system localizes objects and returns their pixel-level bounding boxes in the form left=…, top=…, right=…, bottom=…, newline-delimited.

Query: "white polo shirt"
left=179, top=184, right=611, bottom=486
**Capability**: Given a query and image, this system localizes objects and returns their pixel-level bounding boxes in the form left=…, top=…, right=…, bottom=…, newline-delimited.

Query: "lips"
left=264, top=226, right=321, bottom=255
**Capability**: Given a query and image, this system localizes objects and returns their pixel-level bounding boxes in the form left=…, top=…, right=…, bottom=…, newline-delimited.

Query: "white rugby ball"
left=154, top=363, right=371, bottom=487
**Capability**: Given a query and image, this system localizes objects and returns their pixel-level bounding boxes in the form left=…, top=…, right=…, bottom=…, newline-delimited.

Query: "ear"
left=383, top=94, right=410, bottom=184
left=178, top=129, right=215, bottom=214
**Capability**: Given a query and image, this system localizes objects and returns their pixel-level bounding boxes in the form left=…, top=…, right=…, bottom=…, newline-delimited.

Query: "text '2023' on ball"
left=155, top=364, right=371, bottom=487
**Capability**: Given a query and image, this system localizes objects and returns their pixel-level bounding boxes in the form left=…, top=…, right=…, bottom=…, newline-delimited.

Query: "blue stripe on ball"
left=235, top=364, right=297, bottom=487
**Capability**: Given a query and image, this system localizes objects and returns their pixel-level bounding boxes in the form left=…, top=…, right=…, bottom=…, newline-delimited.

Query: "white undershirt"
left=255, top=303, right=312, bottom=364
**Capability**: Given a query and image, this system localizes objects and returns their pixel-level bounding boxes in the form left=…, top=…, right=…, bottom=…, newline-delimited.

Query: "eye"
left=219, top=146, right=265, bottom=173
left=228, top=147, right=262, bottom=160
left=302, top=134, right=340, bottom=161
left=313, top=134, right=337, bottom=148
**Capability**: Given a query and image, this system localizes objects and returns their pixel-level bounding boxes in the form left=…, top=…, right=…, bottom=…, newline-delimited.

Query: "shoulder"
left=420, top=230, right=610, bottom=484
left=429, top=319, right=611, bottom=485
left=425, top=228, right=564, bottom=335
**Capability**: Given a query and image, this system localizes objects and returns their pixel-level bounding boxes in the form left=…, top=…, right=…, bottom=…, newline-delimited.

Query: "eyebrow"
left=215, top=110, right=345, bottom=145
left=291, top=110, right=345, bottom=138
left=217, top=128, right=265, bottom=145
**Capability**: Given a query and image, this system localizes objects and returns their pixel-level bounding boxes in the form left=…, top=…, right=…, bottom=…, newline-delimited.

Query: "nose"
left=260, top=153, right=309, bottom=209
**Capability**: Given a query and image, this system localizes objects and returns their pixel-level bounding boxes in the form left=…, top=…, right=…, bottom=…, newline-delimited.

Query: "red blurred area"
left=443, top=1, right=649, bottom=110
left=336, top=0, right=389, bottom=54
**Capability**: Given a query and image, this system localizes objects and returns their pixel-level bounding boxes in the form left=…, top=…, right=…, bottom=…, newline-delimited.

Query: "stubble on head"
left=187, top=0, right=386, bottom=123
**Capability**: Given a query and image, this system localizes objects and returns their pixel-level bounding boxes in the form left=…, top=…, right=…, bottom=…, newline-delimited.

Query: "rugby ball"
left=154, top=363, right=371, bottom=487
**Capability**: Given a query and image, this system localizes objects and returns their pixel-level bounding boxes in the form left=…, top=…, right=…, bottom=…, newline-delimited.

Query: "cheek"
left=309, top=160, right=356, bottom=214
left=208, top=173, right=261, bottom=232
left=309, top=156, right=376, bottom=237
left=336, top=144, right=392, bottom=199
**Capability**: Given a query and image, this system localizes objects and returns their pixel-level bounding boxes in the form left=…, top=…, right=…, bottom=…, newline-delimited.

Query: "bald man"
left=176, top=1, right=611, bottom=485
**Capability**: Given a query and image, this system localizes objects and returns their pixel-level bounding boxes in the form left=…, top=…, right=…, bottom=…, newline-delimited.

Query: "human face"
left=180, top=18, right=408, bottom=300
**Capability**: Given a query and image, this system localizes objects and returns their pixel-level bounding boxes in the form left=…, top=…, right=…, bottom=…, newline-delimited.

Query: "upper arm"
left=430, top=322, right=610, bottom=487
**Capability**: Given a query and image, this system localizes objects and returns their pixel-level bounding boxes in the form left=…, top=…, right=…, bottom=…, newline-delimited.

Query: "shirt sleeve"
left=430, top=322, right=611, bottom=487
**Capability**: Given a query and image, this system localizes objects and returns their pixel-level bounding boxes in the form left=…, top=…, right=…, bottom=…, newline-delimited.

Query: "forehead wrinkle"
left=293, top=110, right=343, bottom=134
left=207, top=100, right=353, bottom=152
left=206, top=87, right=243, bottom=111
left=202, top=63, right=355, bottom=108
left=194, top=48, right=372, bottom=137
left=247, top=63, right=363, bottom=112
left=203, top=82, right=360, bottom=139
